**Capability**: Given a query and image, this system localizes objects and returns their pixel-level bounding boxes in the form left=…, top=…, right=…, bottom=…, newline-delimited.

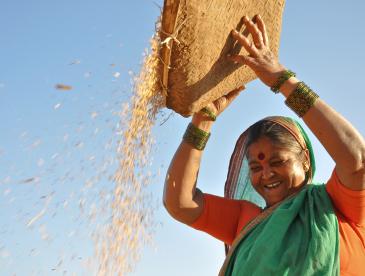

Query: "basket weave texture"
left=160, top=0, right=286, bottom=117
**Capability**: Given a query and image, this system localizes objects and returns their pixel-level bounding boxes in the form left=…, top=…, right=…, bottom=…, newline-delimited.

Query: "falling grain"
left=55, top=84, right=73, bottom=91
left=94, top=27, right=165, bottom=275
left=27, top=195, right=52, bottom=228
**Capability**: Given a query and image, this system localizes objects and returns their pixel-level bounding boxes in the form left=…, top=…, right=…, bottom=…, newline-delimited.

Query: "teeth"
left=265, top=182, right=281, bottom=188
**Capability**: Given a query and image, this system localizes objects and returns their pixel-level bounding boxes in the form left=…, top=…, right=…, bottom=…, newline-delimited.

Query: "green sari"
left=222, top=117, right=340, bottom=275
left=220, top=184, right=339, bottom=275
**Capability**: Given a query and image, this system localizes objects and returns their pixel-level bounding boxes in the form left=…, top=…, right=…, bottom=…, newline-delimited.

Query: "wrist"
left=279, top=76, right=300, bottom=98
left=284, top=81, right=319, bottom=117
left=183, top=122, right=211, bottom=151
left=266, top=65, right=287, bottom=88
left=192, top=113, right=214, bottom=132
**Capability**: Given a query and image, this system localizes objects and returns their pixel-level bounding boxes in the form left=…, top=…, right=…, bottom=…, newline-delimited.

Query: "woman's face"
left=247, top=136, right=308, bottom=207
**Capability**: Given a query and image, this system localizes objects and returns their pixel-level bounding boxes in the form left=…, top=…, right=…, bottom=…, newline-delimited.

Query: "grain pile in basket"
left=159, top=0, right=286, bottom=117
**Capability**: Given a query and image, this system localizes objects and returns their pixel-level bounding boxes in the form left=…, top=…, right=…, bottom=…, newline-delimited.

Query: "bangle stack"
left=270, top=70, right=296, bottom=93
left=183, top=123, right=210, bottom=150
left=285, top=82, right=319, bottom=117
left=270, top=69, right=319, bottom=118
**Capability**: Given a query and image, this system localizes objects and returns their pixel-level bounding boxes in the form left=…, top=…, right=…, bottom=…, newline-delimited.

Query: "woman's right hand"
left=228, top=15, right=287, bottom=88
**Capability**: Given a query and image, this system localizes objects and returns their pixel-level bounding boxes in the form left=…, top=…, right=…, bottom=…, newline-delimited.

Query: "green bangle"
left=285, top=82, right=319, bottom=117
left=271, top=70, right=296, bottom=93
left=200, top=107, right=217, bottom=121
left=183, top=123, right=210, bottom=150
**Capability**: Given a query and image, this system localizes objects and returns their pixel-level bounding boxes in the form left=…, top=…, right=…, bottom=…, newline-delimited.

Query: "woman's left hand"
left=228, top=15, right=286, bottom=88
left=207, top=85, right=245, bottom=117
left=195, top=85, right=245, bottom=123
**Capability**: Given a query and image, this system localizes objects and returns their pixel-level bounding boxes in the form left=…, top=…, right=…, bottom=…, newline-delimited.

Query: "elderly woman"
left=163, top=15, right=365, bottom=275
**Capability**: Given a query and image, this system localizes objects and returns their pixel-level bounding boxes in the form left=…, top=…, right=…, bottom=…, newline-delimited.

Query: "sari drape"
left=220, top=184, right=339, bottom=275
left=221, top=116, right=339, bottom=275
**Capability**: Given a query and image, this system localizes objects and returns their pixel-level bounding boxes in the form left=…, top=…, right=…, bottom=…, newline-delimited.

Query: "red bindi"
left=258, top=152, right=265, bottom=160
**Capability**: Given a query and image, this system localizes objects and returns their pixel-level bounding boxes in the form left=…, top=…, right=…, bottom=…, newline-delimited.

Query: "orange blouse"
left=190, top=170, right=365, bottom=275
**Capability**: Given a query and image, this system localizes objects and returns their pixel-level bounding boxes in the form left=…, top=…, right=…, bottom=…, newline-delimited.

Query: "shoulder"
left=325, top=169, right=365, bottom=225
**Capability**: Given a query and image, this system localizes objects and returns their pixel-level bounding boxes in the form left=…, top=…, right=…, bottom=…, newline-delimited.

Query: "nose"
left=261, top=165, right=274, bottom=180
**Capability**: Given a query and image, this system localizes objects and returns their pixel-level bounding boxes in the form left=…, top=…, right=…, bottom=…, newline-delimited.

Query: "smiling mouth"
left=264, top=181, right=281, bottom=189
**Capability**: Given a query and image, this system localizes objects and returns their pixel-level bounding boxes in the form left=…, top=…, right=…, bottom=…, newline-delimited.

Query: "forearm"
left=228, top=14, right=365, bottom=189
left=281, top=77, right=365, bottom=188
left=163, top=114, right=213, bottom=220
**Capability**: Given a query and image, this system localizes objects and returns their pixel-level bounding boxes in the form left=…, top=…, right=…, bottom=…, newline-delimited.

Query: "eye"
left=270, top=159, right=286, bottom=167
left=250, top=166, right=262, bottom=173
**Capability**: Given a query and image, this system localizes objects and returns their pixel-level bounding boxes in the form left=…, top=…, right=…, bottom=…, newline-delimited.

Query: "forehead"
left=247, top=136, right=294, bottom=160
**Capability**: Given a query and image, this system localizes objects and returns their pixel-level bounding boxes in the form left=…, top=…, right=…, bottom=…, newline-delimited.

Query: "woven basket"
left=159, top=0, right=286, bottom=117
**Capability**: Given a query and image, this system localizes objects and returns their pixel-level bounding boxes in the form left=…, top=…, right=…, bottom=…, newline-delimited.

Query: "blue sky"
left=1, top=1, right=365, bottom=275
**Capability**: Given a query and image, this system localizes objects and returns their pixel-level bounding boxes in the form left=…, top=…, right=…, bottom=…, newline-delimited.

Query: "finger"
left=255, top=14, right=269, bottom=47
left=242, top=16, right=264, bottom=49
left=225, top=85, right=245, bottom=105
left=212, top=96, right=227, bottom=113
left=212, top=85, right=244, bottom=113
left=227, top=54, right=256, bottom=68
left=204, top=102, right=217, bottom=113
left=231, top=30, right=259, bottom=57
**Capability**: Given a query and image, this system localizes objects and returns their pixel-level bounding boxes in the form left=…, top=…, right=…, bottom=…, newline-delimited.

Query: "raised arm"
left=163, top=114, right=212, bottom=225
left=281, top=79, right=365, bottom=190
left=229, top=15, right=365, bottom=190
left=163, top=88, right=243, bottom=224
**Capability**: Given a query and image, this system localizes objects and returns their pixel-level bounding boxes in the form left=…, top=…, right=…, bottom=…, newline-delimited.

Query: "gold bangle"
left=183, top=123, right=210, bottom=150
left=271, top=70, right=296, bottom=93
left=199, top=107, right=217, bottom=121
left=285, top=82, right=319, bottom=117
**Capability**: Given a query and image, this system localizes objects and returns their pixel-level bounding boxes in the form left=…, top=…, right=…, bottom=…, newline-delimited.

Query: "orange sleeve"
left=189, top=193, right=261, bottom=245
left=326, top=169, right=365, bottom=225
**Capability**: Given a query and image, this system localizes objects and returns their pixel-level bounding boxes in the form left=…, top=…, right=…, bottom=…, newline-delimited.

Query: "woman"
left=163, top=14, right=365, bottom=275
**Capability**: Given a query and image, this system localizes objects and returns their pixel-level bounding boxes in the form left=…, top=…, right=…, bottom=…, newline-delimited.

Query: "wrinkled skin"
left=247, top=136, right=309, bottom=207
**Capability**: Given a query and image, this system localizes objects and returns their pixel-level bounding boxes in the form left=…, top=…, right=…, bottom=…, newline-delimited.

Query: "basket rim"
left=160, top=0, right=181, bottom=97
